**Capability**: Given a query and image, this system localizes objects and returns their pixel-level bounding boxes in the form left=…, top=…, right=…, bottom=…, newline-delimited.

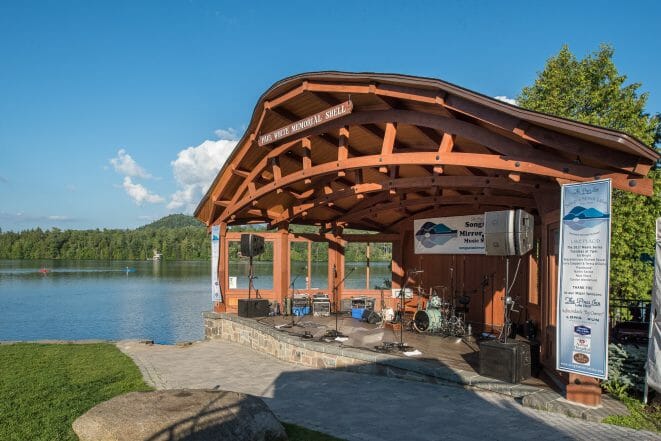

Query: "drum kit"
left=411, top=281, right=469, bottom=337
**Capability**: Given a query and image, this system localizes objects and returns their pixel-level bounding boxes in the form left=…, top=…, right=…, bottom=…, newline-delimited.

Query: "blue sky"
left=1, top=0, right=659, bottom=231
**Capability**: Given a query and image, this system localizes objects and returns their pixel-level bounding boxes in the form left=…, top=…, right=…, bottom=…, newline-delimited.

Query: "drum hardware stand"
left=324, top=265, right=355, bottom=339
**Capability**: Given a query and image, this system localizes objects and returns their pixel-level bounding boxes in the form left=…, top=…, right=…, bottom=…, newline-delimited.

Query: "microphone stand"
left=397, top=269, right=422, bottom=350
left=326, top=265, right=355, bottom=338
left=283, top=269, right=305, bottom=329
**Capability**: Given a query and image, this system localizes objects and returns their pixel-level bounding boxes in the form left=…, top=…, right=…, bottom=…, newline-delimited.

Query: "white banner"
left=646, top=218, right=661, bottom=393
left=211, top=225, right=222, bottom=302
left=556, top=179, right=611, bottom=379
left=414, top=215, right=484, bottom=254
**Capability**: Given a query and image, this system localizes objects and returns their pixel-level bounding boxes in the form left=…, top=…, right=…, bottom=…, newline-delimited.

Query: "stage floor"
left=255, top=313, right=548, bottom=390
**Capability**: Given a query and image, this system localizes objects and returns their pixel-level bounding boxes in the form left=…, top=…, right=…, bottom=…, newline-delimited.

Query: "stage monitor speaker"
left=240, top=234, right=265, bottom=257
left=237, top=299, right=270, bottom=318
left=479, top=340, right=532, bottom=383
left=484, top=209, right=534, bottom=256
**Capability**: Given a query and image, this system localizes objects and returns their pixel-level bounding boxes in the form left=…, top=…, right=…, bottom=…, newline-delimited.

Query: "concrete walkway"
left=118, top=340, right=660, bottom=441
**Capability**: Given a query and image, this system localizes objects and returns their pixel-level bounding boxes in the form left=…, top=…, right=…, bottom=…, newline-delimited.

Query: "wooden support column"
left=302, top=138, right=312, bottom=184
left=379, top=122, right=397, bottom=173
left=272, top=157, right=283, bottom=194
left=391, top=233, right=405, bottom=290
left=327, top=230, right=345, bottom=310
left=338, top=127, right=349, bottom=177
left=434, top=133, right=454, bottom=174
left=567, top=374, right=602, bottom=406
left=214, top=222, right=228, bottom=313
left=365, top=243, right=371, bottom=290
left=275, top=224, right=290, bottom=307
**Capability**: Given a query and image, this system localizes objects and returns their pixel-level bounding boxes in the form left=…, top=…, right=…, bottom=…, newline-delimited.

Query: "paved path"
left=118, top=340, right=660, bottom=441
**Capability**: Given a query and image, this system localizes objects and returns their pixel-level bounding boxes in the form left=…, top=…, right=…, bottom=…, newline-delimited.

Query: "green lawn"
left=0, top=343, right=344, bottom=441
left=0, top=343, right=153, bottom=441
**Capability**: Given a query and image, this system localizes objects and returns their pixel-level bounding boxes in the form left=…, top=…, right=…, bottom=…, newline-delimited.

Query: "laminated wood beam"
left=272, top=176, right=557, bottom=224
left=343, top=195, right=536, bottom=223
left=220, top=151, right=651, bottom=223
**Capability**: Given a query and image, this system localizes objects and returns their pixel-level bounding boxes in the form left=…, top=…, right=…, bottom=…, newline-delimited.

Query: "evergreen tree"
left=517, top=44, right=661, bottom=300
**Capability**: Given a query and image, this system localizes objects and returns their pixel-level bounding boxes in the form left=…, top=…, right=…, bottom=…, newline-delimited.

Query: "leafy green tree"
left=518, top=44, right=661, bottom=300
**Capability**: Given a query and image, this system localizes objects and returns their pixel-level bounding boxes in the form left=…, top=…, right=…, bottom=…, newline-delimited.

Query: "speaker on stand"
left=480, top=210, right=536, bottom=379
left=237, top=234, right=268, bottom=318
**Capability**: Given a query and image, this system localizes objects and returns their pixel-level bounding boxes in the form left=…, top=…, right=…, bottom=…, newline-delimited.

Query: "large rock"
left=73, top=389, right=288, bottom=441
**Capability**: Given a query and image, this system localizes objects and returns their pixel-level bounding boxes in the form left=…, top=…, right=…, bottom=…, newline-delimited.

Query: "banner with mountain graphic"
left=645, top=218, right=661, bottom=398
left=557, top=179, right=611, bottom=379
left=414, top=215, right=485, bottom=254
left=211, top=225, right=222, bottom=303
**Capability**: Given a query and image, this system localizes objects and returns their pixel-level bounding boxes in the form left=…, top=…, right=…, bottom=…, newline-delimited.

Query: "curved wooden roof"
left=195, top=72, right=659, bottom=230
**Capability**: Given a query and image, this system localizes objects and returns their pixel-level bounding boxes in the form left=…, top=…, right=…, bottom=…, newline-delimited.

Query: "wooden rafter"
left=221, top=149, right=649, bottom=224
left=343, top=194, right=536, bottom=223
left=198, top=74, right=657, bottom=229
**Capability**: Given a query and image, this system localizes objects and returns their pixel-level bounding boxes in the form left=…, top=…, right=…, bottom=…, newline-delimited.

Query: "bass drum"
left=413, top=309, right=443, bottom=333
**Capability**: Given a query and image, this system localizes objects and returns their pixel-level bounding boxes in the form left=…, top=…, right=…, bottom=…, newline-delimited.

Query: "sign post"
left=556, top=179, right=611, bottom=405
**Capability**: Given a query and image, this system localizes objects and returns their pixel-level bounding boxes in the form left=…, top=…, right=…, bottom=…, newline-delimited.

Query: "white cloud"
left=494, top=95, right=518, bottom=106
left=0, top=212, right=75, bottom=223
left=167, top=130, right=238, bottom=212
left=110, top=149, right=153, bottom=179
left=122, top=177, right=164, bottom=205
left=214, top=128, right=239, bottom=140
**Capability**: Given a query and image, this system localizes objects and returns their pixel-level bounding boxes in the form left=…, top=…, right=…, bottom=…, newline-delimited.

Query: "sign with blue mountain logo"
left=414, top=215, right=484, bottom=254
left=557, top=179, right=611, bottom=379
left=211, top=225, right=222, bottom=303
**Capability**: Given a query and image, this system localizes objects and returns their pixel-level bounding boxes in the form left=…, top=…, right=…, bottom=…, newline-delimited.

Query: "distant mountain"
left=140, top=214, right=204, bottom=230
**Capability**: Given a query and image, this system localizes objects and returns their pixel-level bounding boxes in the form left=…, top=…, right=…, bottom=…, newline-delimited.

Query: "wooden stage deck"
left=254, top=313, right=548, bottom=391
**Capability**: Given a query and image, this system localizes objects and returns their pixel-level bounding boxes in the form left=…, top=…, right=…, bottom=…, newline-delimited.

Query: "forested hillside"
left=0, top=217, right=391, bottom=261
left=0, top=216, right=209, bottom=260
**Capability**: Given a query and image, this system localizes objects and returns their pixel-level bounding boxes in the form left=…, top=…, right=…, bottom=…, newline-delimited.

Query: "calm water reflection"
left=0, top=260, right=210, bottom=344
left=0, top=259, right=391, bottom=344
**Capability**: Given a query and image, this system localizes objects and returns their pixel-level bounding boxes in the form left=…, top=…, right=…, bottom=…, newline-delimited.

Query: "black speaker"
left=237, top=299, right=270, bottom=318
left=479, top=340, right=531, bottom=384
left=240, top=234, right=265, bottom=257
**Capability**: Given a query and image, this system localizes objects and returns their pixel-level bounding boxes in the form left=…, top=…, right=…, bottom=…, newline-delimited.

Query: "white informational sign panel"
left=646, top=218, right=661, bottom=395
left=556, top=179, right=611, bottom=379
left=211, top=225, right=222, bottom=302
left=414, top=214, right=484, bottom=254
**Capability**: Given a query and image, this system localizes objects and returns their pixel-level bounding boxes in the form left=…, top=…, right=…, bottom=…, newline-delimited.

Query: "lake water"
left=0, top=260, right=390, bottom=344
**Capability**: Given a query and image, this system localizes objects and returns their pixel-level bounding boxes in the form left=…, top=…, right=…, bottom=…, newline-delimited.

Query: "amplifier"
left=351, top=296, right=375, bottom=310
left=292, top=295, right=309, bottom=308
left=312, top=300, right=331, bottom=317
left=237, top=299, right=270, bottom=318
left=479, top=340, right=531, bottom=384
